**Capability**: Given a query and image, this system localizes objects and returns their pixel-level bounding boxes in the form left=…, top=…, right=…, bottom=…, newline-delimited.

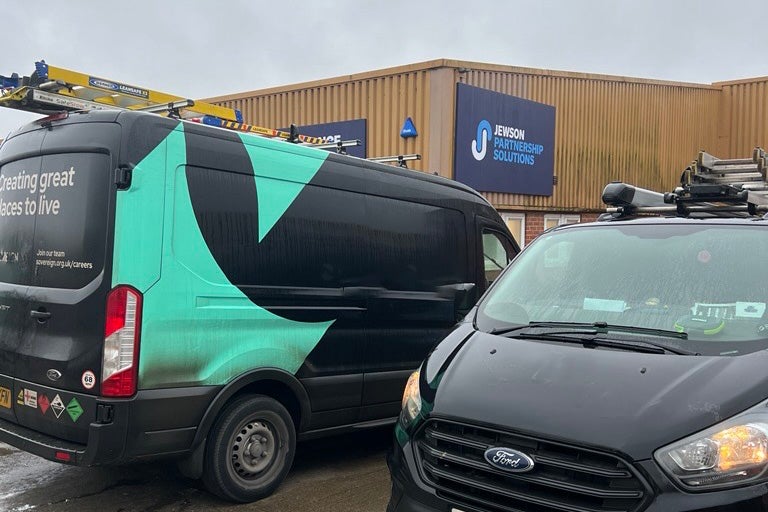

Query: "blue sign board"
left=454, top=84, right=555, bottom=195
left=280, top=119, right=367, bottom=158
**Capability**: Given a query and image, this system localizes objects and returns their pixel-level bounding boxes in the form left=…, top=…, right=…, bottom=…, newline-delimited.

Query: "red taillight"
left=102, top=286, right=142, bottom=398
left=55, top=451, right=72, bottom=462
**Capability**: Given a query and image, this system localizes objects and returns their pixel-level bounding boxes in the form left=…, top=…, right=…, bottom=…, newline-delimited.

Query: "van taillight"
left=102, top=286, right=142, bottom=397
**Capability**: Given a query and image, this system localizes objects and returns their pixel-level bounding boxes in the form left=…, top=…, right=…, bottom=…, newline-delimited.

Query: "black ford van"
left=0, top=110, right=518, bottom=502
left=389, top=181, right=768, bottom=512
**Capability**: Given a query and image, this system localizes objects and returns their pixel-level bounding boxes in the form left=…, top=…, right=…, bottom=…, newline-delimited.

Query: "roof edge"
left=204, top=58, right=738, bottom=102
left=205, top=59, right=450, bottom=102
left=712, top=75, right=768, bottom=87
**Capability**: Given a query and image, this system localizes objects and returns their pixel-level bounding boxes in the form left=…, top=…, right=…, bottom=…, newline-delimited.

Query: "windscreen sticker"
left=66, top=398, right=83, bottom=422
left=50, top=394, right=65, bottom=418
left=16, top=390, right=22, bottom=406
left=583, top=297, right=626, bottom=313
left=736, top=302, right=766, bottom=318
left=23, top=389, right=37, bottom=408
left=38, top=394, right=50, bottom=415
left=0, top=387, right=10, bottom=409
left=693, top=303, right=735, bottom=319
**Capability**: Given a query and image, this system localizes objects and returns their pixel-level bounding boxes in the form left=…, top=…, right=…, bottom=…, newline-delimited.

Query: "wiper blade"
left=516, top=333, right=667, bottom=354
left=488, top=321, right=698, bottom=356
left=492, top=321, right=687, bottom=339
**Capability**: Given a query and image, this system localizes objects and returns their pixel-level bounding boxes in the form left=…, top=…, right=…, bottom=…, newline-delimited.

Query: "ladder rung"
left=703, top=163, right=763, bottom=173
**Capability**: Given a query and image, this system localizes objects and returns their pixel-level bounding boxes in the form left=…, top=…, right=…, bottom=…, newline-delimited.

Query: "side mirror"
left=437, top=283, right=478, bottom=313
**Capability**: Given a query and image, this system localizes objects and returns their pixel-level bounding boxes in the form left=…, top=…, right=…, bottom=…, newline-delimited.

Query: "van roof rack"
left=601, top=148, right=768, bottom=220
left=0, top=60, right=417, bottom=168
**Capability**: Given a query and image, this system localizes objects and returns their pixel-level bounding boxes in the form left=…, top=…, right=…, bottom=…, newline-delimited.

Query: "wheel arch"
left=192, top=368, right=311, bottom=448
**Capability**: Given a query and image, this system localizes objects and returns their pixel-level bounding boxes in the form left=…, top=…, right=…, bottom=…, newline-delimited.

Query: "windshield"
left=476, top=223, right=768, bottom=356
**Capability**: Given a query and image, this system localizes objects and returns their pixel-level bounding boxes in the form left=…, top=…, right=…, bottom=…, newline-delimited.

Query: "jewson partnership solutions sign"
left=455, top=84, right=555, bottom=196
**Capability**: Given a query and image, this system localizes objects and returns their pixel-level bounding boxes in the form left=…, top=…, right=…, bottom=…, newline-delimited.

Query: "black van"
left=388, top=182, right=768, bottom=512
left=0, top=110, right=518, bottom=502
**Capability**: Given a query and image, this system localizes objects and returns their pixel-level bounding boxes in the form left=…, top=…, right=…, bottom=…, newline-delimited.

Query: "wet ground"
left=0, top=427, right=392, bottom=512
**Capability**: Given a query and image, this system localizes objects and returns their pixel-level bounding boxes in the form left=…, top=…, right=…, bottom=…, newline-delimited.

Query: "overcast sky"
left=1, top=0, right=765, bottom=138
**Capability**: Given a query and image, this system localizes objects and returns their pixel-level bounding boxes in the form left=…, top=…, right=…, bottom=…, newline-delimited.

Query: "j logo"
left=471, top=120, right=492, bottom=161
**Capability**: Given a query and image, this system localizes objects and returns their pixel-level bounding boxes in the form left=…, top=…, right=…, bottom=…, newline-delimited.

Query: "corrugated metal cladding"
left=459, top=68, right=720, bottom=211
left=208, top=60, right=767, bottom=212
left=716, top=77, right=768, bottom=158
left=210, top=66, right=435, bottom=173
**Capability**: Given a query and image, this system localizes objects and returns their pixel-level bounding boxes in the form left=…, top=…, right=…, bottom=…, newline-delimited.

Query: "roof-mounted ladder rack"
left=601, top=148, right=768, bottom=219
left=1, top=60, right=426, bottom=171
left=368, top=154, right=421, bottom=169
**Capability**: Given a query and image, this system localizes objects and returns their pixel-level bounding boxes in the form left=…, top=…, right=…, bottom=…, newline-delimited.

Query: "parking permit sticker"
left=51, top=394, right=65, bottom=418
left=81, top=370, right=96, bottom=390
left=0, top=387, right=10, bottom=409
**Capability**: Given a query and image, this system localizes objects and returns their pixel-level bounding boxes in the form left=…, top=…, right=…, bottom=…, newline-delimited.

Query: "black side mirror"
left=437, top=282, right=478, bottom=314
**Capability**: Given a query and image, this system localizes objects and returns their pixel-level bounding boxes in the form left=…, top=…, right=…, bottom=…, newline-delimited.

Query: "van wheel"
left=202, top=395, right=296, bottom=502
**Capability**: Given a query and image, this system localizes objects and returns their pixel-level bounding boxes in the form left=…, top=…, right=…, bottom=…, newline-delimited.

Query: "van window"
left=477, top=224, right=768, bottom=355
left=483, top=231, right=510, bottom=284
left=33, top=153, right=110, bottom=289
left=0, top=152, right=110, bottom=289
left=0, top=156, right=39, bottom=286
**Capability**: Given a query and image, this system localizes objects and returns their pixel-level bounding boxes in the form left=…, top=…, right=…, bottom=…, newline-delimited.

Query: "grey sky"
left=1, top=0, right=765, bottom=137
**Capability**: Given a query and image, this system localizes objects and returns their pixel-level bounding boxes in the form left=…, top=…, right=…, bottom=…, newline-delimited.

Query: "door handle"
left=30, top=310, right=52, bottom=321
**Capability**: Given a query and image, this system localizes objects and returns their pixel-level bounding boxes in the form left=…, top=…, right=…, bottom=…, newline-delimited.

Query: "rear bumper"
left=0, top=384, right=220, bottom=466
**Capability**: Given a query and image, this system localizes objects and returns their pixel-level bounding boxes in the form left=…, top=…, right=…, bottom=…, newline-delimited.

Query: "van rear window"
left=0, top=152, right=110, bottom=289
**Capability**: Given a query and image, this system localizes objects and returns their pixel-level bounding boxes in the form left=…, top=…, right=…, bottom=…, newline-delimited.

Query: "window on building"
left=501, top=213, right=525, bottom=248
left=544, top=214, right=581, bottom=231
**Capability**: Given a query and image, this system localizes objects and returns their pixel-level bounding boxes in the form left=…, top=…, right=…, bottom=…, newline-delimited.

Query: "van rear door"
left=0, top=120, right=118, bottom=444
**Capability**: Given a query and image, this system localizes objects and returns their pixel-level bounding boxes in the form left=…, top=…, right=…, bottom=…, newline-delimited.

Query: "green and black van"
left=0, top=110, right=517, bottom=502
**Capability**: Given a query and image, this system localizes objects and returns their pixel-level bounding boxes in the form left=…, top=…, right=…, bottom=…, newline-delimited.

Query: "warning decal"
left=51, top=394, right=65, bottom=419
left=66, top=397, right=83, bottom=422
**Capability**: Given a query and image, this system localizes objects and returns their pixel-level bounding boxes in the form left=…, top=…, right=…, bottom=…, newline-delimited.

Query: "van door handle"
left=30, top=310, right=52, bottom=321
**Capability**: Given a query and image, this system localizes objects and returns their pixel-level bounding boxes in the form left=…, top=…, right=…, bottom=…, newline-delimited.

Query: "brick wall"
left=516, top=211, right=601, bottom=246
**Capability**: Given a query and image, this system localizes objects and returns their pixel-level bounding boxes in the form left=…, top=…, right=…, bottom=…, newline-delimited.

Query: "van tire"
left=202, top=394, right=296, bottom=503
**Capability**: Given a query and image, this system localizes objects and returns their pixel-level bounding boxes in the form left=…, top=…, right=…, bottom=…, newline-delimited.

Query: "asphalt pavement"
left=0, top=427, right=393, bottom=512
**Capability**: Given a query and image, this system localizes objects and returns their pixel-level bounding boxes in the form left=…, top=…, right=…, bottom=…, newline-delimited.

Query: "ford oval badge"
left=46, top=369, right=62, bottom=382
left=484, top=447, right=535, bottom=473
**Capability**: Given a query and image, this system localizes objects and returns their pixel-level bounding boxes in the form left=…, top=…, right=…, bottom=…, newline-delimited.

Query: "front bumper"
left=387, top=423, right=768, bottom=512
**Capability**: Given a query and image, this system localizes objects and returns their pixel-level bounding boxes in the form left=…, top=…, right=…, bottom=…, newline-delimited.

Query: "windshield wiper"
left=488, top=321, right=698, bottom=356
left=512, top=332, right=668, bottom=355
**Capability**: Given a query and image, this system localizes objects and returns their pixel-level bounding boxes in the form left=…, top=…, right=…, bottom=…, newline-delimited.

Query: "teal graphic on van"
left=112, top=124, right=334, bottom=389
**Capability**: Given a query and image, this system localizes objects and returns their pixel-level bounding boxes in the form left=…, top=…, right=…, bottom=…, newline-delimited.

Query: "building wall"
left=435, top=63, right=721, bottom=212
left=208, top=60, right=768, bottom=225
left=209, top=62, right=440, bottom=174
left=716, top=76, right=768, bottom=158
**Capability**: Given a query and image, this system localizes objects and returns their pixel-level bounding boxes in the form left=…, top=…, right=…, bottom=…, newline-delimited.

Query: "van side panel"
left=113, top=124, right=334, bottom=389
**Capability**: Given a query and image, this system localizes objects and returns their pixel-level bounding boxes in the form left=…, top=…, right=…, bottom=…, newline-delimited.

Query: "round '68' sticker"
left=81, top=370, right=96, bottom=390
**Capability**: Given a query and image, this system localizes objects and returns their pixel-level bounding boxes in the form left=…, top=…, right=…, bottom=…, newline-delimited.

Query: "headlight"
left=655, top=400, right=768, bottom=490
left=400, top=370, right=422, bottom=426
